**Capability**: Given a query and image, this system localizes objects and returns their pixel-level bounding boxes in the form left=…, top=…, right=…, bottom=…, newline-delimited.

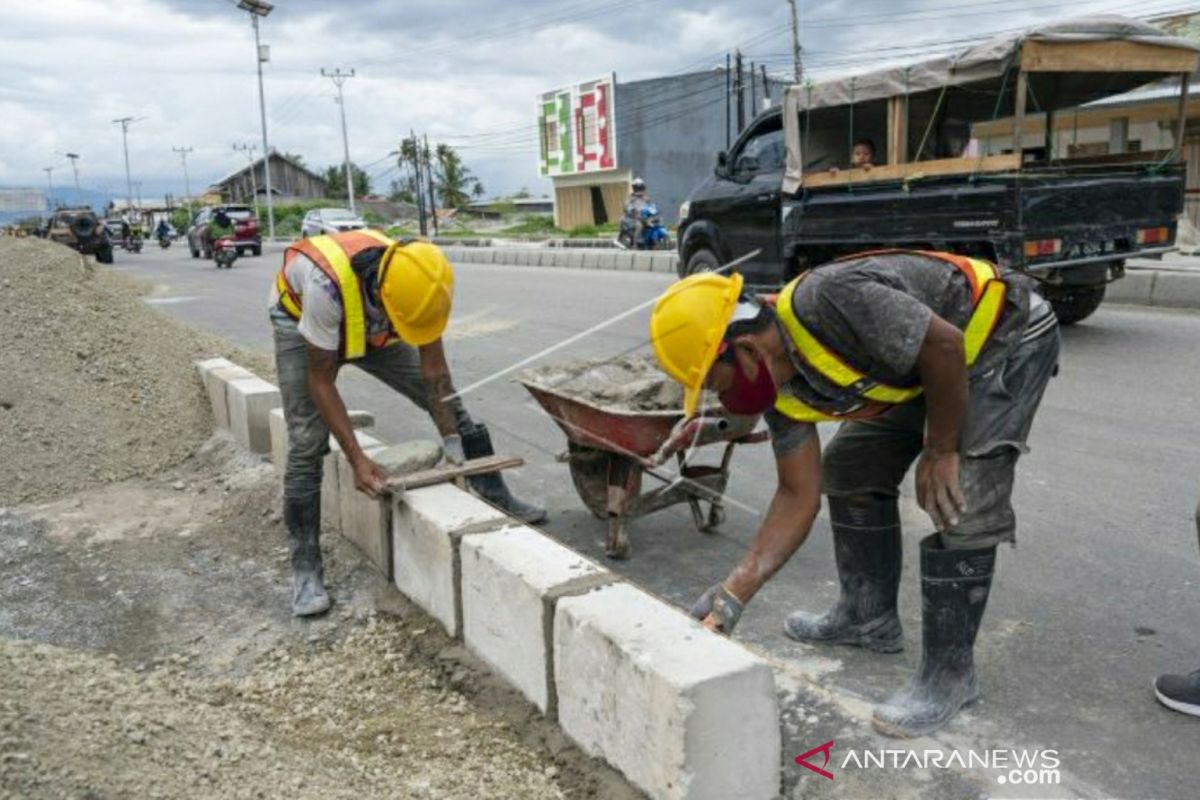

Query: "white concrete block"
left=226, top=376, right=280, bottom=454
left=555, top=583, right=780, bottom=800
left=268, top=407, right=288, bottom=473
left=336, top=433, right=391, bottom=576
left=392, top=483, right=512, bottom=637
left=201, top=363, right=253, bottom=430
left=566, top=250, right=585, bottom=269
left=1151, top=271, right=1200, bottom=309
left=582, top=250, right=601, bottom=269
left=195, top=356, right=235, bottom=384
left=323, top=429, right=379, bottom=531
left=1106, top=271, right=1155, bottom=306
left=460, top=527, right=615, bottom=713
left=596, top=252, right=620, bottom=271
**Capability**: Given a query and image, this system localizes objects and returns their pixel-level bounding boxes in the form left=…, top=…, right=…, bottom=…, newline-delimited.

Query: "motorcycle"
left=213, top=235, right=238, bottom=269
left=122, top=235, right=143, bottom=254
left=617, top=203, right=671, bottom=251
left=157, top=233, right=172, bottom=249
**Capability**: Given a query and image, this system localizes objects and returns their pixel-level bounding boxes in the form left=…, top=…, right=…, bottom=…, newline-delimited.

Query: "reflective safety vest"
left=774, top=250, right=1008, bottom=423
left=275, top=229, right=395, bottom=360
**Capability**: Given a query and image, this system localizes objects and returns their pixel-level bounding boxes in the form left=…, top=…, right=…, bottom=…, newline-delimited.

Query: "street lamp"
left=43, top=166, right=55, bottom=210
left=238, top=0, right=276, bottom=241
left=64, top=153, right=81, bottom=190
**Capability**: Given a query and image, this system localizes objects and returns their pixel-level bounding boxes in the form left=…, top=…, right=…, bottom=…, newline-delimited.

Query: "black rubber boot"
left=461, top=423, right=547, bottom=524
left=784, top=496, right=904, bottom=653
left=285, top=494, right=331, bottom=618
left=872, top=534, right=996, bottom=738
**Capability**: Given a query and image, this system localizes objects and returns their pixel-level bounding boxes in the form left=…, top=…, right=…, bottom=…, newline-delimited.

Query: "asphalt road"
left=114, top=243, right=1200, bottom=800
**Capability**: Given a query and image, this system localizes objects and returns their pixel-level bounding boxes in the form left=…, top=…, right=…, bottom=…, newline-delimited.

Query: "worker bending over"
left=649, top=250, right=1059, bottom=737
left=270, top=230, right=544, bottom=617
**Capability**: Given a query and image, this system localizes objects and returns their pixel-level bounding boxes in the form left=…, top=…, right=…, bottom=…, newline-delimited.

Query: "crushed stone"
left=520, top=355, right=688, bottom=412
left=0, top=237, right=272, bottom=505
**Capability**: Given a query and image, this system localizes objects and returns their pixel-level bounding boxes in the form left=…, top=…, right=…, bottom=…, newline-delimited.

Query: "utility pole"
left=410, top=131, right=427, bottom=236
left=750, top=60, right=758, bottom=115
left=761, top=65, right=771, bottom=108
left=238, top=0, right=276, bottom=240
left=424, top=132, right=438, bottom=236
left=43, top=167, right=55, bottom=209
left=233, top=143, right=259, bottom=207
left=787, top=0, right=803, bottom=85
left=112, top=116, right=141, bottom=220
left=173, top=146, right=194, bottom=216
left=65, top=153, right=81, bottom=190
left=735, top=50, right=745, bottom=133
left=725, top=52, right=731, bottom=150
left=321, top=67, right=357, bottom=213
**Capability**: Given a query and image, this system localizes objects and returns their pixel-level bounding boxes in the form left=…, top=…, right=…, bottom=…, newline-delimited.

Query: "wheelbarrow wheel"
left=567, top=442, right=610, bottom=520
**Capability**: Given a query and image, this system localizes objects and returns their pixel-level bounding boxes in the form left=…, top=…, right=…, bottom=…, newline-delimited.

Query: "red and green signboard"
left=537, top=75, right=617, bottom=177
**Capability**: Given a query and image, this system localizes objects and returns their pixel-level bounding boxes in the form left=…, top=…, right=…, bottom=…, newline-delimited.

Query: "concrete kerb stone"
left=566, top=249, right=585, bottom=269
left=555, top=582, right=780, bottom=800
left=596, top=251, right=620, bottom=271
left=582, top=250, right=601, bottom=270
left=1106, top=270, right=1156, bottom=305
left=1151, top=270, right=1200, bottom=308
left=460, top=527, right=617, bottom=715
left=226, top=376, right=281, bottom=455
left=334, top=432, right=391, bottom=576
left=322, top=428, right=379, bottom=532
left=392, top=483, right=513, bottom=637
left=199, top=362, right=254, bottom=431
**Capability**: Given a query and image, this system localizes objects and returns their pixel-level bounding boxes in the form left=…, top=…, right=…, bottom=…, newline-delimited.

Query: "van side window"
left=735, top=128, right=786, bottom=175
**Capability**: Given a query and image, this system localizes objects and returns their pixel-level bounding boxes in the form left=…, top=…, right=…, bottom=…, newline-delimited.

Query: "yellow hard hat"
left=379, top=241, right=455, bottom=346
left=649, top=271, right=744, bottom=417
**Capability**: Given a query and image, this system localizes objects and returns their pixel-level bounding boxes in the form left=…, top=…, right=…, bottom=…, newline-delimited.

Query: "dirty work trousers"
left=821, top=297, right=1061, bottom=549
left=272, top=315, right=473, bottom=501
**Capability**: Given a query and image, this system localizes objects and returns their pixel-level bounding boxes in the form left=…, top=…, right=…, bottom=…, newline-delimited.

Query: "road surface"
left=114, top=243, right=1200, bottom=799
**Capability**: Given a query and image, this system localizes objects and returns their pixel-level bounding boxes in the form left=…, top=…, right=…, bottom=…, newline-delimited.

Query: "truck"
left=676, top=15, right=1199, bottom=323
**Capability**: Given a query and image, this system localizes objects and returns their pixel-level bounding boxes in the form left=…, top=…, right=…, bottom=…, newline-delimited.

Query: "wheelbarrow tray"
left=520, top=380, right=685, bottom=458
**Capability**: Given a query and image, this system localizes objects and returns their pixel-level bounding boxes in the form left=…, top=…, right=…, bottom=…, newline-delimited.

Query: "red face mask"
left=718, top=352, right=777, bottom=415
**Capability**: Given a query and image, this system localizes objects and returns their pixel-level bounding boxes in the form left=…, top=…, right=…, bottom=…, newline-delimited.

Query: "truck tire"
left=1045, top=284, right=1106, bottom=326
left=680, top=247, right=720, bottom=278
left=70, top=216, right=97, bottom=239
left=95, top=245, right=113, bottom=265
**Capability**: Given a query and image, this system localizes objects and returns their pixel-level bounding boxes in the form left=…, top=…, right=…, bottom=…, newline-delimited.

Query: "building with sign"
left=538, top=69, right=788, bottom=230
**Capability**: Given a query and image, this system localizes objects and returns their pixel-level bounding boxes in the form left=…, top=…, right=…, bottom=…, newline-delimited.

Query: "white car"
left=301, top=207, right=367, bottom=237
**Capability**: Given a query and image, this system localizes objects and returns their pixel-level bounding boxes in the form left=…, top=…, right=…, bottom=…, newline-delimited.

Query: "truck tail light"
left=1136, top=227, right=1169, bottom=245
left=1023, top=238, right=1061, bottom=257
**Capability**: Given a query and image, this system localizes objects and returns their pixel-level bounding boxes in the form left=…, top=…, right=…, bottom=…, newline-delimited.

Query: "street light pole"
left=239, top=0, right=276, bottom=241
left=322, top=67, right=357, bottom=213
left=173, top=146, right=194, bottom=216
left=786, top=0, right=803, bottom=85
left=43, top=167, right=55, bottom=209
left=65, top=153, right=80, bottom=190
left=112, top=116, right=140, bottom=220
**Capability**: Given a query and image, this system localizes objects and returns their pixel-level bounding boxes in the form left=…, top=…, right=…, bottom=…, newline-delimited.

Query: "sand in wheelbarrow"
left=520, top=355, right=700, bottom=412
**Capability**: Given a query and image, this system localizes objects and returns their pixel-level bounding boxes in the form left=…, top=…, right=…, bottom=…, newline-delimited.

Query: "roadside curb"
left=195, top=358, right=784, bottom=800
left=437, top=246, right=1200, bottom=310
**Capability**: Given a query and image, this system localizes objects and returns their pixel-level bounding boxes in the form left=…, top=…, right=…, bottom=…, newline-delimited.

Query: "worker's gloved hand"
left=689, top=583, right=744, bottom=635
left=442, top=434, right=465, bottom=466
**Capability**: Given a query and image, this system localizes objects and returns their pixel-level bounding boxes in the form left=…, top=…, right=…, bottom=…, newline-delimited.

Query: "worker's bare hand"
left=351, top=454, right=389, bottom=498
left=916, top=450, right=966, bottom=531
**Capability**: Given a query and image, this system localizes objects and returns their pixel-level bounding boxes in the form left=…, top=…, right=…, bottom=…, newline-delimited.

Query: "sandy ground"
left=0, top=238, right=640, bottom=800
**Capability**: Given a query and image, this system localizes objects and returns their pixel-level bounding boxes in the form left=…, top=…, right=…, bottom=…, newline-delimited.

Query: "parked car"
left=45, top=208, right=113, bottom=263
left=187, top=205, right=262, bottom=259
left=677, top=16, right=1195, bottom=325
left=301, top=207, right=367, bottom=237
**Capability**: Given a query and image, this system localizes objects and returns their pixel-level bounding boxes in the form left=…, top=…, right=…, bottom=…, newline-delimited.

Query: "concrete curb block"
left=391, top=484, right=513, bottom=637
left=1150, top=270, right=1200, bottom=308
left=460, top=527, right=617, bottom=714
left=555, top=583, right=781, bottom=800
left=195, top=359, right=254, bottom=431
left=204, top=357, right=787, bottom=800
left=226, top=377, right=281, bottom=455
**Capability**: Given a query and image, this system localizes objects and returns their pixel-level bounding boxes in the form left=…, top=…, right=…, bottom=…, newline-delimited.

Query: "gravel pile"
left=0, top=618, right=565, bottom=800
left=0, top=237, right=269, bottom=505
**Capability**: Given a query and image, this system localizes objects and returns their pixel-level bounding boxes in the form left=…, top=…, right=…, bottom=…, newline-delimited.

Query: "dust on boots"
left=784, top=496, right=904, bottom=653
left=285, top=495, right=331, bottom=618
left=872, top=534, right=996, bottom=738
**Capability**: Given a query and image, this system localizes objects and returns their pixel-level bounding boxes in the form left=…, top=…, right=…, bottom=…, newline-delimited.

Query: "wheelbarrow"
left=520, top=380, right=768, bottom=559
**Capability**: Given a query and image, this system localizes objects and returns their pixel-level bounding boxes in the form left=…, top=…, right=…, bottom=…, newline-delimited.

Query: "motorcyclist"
left=155, top=219, right=171, bottom=240
left=621, top=177, right=650, bottom=246
left=208, top=209, right=235, bottom=251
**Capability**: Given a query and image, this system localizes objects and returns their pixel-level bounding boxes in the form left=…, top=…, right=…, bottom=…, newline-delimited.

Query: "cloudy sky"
left=0, top=0, right=1191, bottom=203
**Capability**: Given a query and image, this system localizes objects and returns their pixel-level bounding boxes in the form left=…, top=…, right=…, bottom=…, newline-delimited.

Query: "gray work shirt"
left=763, top=252, right=1034, bottom=454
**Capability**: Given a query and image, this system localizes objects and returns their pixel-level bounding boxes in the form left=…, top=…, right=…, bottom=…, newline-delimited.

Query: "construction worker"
left=648, top=250, right=1059, bottom=737
left=270, top=230, right=545, bottom=617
